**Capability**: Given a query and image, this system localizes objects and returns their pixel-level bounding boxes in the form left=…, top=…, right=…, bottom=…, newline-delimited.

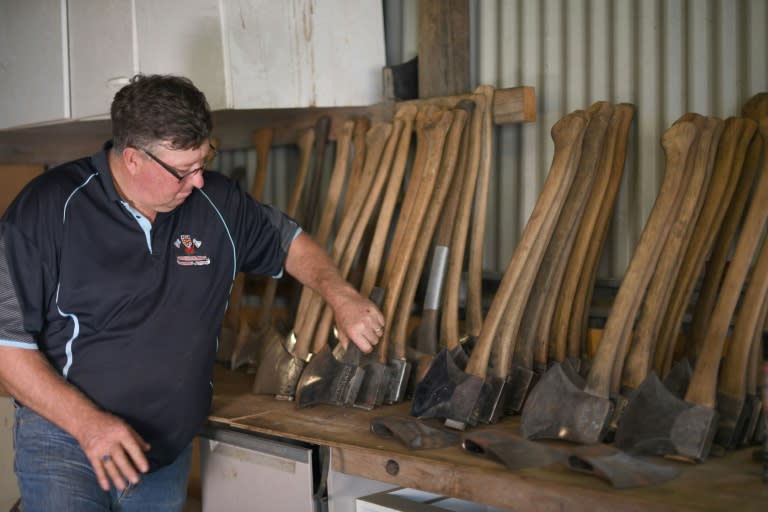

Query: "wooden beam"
left=417, top=0, right=471, bottom=99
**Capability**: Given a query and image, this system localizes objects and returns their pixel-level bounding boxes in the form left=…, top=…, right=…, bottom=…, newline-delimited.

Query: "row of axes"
left=220, top=87, right=768, bottom=468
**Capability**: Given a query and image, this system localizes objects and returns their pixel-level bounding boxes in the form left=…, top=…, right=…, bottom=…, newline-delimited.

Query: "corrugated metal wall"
left=219, top=0, right=768, bottom=279
left=388, top=0, right=768, bottom=278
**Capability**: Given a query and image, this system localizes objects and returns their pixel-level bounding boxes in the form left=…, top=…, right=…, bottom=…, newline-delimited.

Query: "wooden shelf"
left=208, top=365, right=767, bottom=512
left=0, top=86, right=535, bottom=166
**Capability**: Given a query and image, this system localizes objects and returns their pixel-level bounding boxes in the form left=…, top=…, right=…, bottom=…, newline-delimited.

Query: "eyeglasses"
left=131, top=144, right=217, bottom=182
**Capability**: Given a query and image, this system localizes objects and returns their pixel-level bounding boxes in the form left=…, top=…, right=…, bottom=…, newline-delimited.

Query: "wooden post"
left=418, top=0, right=470, bottom=98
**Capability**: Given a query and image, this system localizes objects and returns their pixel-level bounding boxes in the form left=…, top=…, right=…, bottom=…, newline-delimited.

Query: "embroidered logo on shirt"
left=174, top=234, right=211, bottom=266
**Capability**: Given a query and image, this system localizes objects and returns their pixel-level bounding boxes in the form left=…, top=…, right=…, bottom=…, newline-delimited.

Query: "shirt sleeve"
left=0, top=222, right=38, bottom=349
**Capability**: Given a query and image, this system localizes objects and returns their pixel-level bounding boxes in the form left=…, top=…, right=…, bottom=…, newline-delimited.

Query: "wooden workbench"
left=208, top=365, right=767, bottom=512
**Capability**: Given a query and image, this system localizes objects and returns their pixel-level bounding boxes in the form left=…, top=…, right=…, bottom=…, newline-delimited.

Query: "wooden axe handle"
left=377, top=109, right=453, bottom=364
left=311, top=120, right=403, bottom=353
left=515, top=102, right=612, bottom=372
left=222, top=128, right=274, bottom=332
left=687, top=132, right=763, bottom=360
left=621, top=116, right=722, bottom=392
left=719, top=234, right=768, bottom=398
left=391, top=107, right=470, bottom=360
left=583, top=118, right=697, bottom=398
left=686, top=121, right=768, bottom=408
left=295, top=122, right=393, bottom=359
left=303, top=117, right=331, bottom=234
left=688, top=99, right=767, bottom=360
left=653, top=117, right=757, bottom=377
left=550, top=104, right=634, bottom=363
left=465, top=85, right=495, bottom=338
left=359, top=104, right=418, bottom=297
left=467, top=110, right=589, bottom=379
left=341, top=119, right=371, bottom=219
left=413, top=101, right=475, bottom=354
left=251, top=128, right=274, bottom=200
left=441, top=94, right=486, bottom=349
left=287, top=122, right=354, bottom=349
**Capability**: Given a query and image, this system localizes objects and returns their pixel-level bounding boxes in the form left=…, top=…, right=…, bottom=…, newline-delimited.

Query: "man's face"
left=130, top=142, right=214, bottom=212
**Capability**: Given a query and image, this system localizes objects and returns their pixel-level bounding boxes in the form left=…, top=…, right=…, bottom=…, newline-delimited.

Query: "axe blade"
left=714, top=391, right=748, bottom=449
left=353, top=358, right=390, bottom=410
left=295, top=345, right=365, bottom=408
left=383, top=358, right=411, bottom=405
left=614, top=372, right=718, bottom=462
left=505, top=364, right=537, bottom=415
left=520, top=362, right=613, bottom=444
left=739, top=394, right=762, bottom=446
left=411, top=349, right=475, bottom=420
left=472, top=376, right=510, bottom=425
left=662, top=358, right=693, bottom=398
left=252, top=330, right=302, bottom=397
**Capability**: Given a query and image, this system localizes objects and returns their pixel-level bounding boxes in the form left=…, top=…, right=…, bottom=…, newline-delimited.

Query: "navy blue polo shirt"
left=0, top=143, right=300, bottom=469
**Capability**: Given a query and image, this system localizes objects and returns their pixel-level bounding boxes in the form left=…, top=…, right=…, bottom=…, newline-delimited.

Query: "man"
left=0, top=74, right=384, bottom=511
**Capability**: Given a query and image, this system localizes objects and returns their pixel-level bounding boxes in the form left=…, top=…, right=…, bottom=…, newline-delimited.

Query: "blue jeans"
left=13, top=404, right=192, bottom=512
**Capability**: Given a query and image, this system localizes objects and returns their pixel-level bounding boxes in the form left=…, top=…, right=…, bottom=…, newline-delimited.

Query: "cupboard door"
left=0, top=0, right=69, bottom=129
left=311, top=0, right=386, bottom=107
left=221, top=0, right=312, bottom=109
left=221, top=0, right=385, bottom=109
left=134, top=0, right=226, bottom=110
left=68, top=0, right=135, bottom=120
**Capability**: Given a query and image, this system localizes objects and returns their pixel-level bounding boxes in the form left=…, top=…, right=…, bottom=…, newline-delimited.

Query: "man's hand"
left=76, top=410, right=151, bottom=492
left=331, top=286, right=385, bottom=353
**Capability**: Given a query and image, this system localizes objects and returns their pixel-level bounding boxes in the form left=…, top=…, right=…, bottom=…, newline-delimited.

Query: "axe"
left=715, top=234, right=768, bottom=449
left=291, top=121, right=401, bottom=406
left=740, top=313, right=767, bottom=446
left=465, top=85, right=496, bottom=343
left=521, top=117, right=697, bottom=444
left=219, top=128, right=274, bottom=361
left=412, top=110, right=589, bottom=429
left=231, top=127, right=315, bottom=370
left=549, top=104, right=635, bottom=369
left=652, top=117, right=757, bottom=380
left=615, top=116, right=721, bottom=437
left=296, top=105, right=417, bottom=409
left=687, top=94, right=768, bottom=367
left=386, top=102, right=473, bottom=404
left=351, top=107, right=453, bottom=410
left=615, top=120, right=768, bottom=461
left=249, top=119, right=352, bottom=393
left=506, top=101, right=613, bottom=415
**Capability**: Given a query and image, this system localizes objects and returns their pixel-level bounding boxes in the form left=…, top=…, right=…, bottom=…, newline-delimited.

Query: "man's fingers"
left=124, top=434, right=151, bottom=473
left=101, top=454, right=128, bottom=491
left=92, top=459, right=111, bottom=492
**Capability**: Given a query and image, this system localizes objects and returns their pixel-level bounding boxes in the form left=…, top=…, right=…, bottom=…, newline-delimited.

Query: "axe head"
left=295, top=345, right=365, bottom=408
left=471, top=375, right=510, bottom=425
left=411, top=349, right=481, bottom=424
left=714, top=391, right=747, bottom=449
left=662, top=358, right=692, bottom=398
left=505, top=363, right=537, bottom=415
left=383, top=357, right=411, bottom=405
left=614, top=372, right=718, bottom=462
left=462, top=430, right=567, bottom=470
left=520, top=362, right=613, bottom=444
left=252, top=330, right=302, bottom=397
left=738, top=394, right=762, bottom=446
left=353, top=358, right=390, bottom=410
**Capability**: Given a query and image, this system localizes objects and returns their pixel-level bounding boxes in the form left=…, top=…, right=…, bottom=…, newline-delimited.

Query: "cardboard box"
left=0, top=165, right=44, bottom=215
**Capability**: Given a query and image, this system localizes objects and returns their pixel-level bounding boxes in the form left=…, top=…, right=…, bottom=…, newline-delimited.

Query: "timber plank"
left=209, top=365, right=767, bottom=512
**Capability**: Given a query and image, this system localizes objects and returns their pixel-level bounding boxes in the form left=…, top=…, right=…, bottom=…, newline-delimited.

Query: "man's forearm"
left=283, top=231, right=357, bottom=304
left=0, top=347, right=105, bottom=440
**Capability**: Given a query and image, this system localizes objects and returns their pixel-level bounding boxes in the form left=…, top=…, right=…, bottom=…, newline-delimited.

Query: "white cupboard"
left=1, top=0, right=386, bottom=129
left=0, top=0, right=70, bottom=129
